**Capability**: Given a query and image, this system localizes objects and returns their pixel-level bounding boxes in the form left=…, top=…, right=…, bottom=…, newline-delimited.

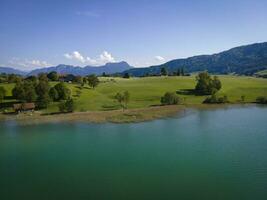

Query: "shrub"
left=203, top=94, right=229, bottom=104
left=115, top=91, right=130, bottom=109
left=256, top=96, right=267, bottom=104
left=58, top=98, right=75, bottom=113
left=123, top=73, right=130, bottom=78
left=161, top=92, right=181, bottom=105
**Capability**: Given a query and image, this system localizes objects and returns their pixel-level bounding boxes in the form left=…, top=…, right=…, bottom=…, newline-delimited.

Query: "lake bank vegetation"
left=0, top=71, right=267, bottom=123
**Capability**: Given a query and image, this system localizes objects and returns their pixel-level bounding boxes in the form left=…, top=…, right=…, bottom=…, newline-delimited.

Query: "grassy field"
left=1, top=75, right=267, bottom=113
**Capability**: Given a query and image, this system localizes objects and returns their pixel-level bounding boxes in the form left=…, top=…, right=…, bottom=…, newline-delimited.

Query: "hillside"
left=123, top=42, right=267, bottom=76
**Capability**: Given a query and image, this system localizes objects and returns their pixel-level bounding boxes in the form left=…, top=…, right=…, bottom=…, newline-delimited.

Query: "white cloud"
left=155, top=56, right=165, bottom=62
left=8, top=58, right=52, bottom=70
left=64, top=51, right=116, bottom=66
left=64, top=51, right=86, bottom=63
left=99, top=51, right=115, bottom=63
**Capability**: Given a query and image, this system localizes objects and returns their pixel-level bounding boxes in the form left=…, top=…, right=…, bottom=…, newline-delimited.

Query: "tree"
left=58, top=98, right=75, bottom=113
left=161, top=92, right=181, bottom=105
left=73, top=76, right=82, bottom=84
left=115, top=91, right=130, bottom=110
left=47, top=71, right=59, bottom=81
left=177, top=68, right=181, bottom=76
left=181, top=67, right=185, bottom=76
left=161, top=67, right=167, bottom=76
left=0, top=86, right=6, bottom=103
left=123, top=73, right=130, bottom=79
left=212, top=76, right=222, bottom=91
left=256, top=96, right=267, bottom=104
left=36, top=80, right=50, bottom=108
left=81, top=77, right=87, bottom=87
left=54, top=82, right=71, bottom=100
left=38, top=73, right=49, bottom=82
left=23, top=81, right=37, bottom=102
left=195, top=72, right=222, bottom=95
left=87, top=75, right=100, bottom=89
left=49, top=87, right=59, bottom=101
left=12, top=81, right=37, bottom=102
left=102, top=72, right=108, bottom=77
left=7, top=74, right=22, bottom=83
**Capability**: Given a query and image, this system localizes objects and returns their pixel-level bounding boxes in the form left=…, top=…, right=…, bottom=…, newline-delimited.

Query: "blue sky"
left=0, top=0, right=267, bottom=71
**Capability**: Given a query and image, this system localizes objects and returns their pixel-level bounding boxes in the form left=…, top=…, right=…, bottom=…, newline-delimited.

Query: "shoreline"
left=0, top=104, right=262, bottom=126
left=0, top=105, right=186, bottom=125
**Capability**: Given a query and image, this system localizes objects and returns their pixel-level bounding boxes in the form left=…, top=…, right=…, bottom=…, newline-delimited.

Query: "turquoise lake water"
left=0, top=105, right=267, bottom=200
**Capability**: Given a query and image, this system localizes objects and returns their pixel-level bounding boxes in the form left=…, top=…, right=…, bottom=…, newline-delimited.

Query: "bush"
left=203, top=94, right=229, bottom=104
left=256, top=96, right=267, bottom=104
left=58, top=98, right=75, bottom=113
left=195, top=72, right=222, bottom=95
left=123, top=73, right=130, bottom=78
left=114, top=91, right=130, bottom=109
left=161, top=92, right=181, bottom=105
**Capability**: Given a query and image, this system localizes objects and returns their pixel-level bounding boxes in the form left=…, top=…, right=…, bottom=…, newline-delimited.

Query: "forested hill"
left=123, top=42, right=267, bottom=76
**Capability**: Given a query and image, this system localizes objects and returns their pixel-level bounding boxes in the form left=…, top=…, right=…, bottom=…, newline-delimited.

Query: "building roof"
left=13, top=103, right=35, bottom=110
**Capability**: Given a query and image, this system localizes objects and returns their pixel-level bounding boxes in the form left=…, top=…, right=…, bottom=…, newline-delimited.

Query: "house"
left=13, top=103, right=35, bottom=113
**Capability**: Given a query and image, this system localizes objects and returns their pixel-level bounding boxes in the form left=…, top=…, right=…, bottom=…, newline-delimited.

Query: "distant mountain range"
left=1, top=42, right=267, bottom=77
left=0, top=61, right=132, bottom=76
left=122, top=42, right=267, bottom=76
left=0, top=66, right=26, bottom=76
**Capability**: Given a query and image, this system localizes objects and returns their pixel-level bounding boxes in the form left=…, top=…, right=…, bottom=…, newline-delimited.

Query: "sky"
left=0, top=0, right=267, bottom=71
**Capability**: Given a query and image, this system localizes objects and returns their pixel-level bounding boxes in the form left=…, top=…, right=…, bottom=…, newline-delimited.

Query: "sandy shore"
left=0, top=104, right=260, bottom=126
left=0, top=105, right=186, bottom=125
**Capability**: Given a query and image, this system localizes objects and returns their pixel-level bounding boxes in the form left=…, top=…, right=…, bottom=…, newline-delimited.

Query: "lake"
left=0, top=105, right=267, bottom=200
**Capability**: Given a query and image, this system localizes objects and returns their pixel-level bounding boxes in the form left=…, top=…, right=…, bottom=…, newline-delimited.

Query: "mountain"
left=28, top=61, right=132, bottom=76
left=123, top=42, right=267, bottom=76
left=0, top=66, right=26, bottom=75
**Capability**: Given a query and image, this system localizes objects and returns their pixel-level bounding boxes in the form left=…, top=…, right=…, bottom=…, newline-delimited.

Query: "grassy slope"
left=1, top=76, right=267, bottom=113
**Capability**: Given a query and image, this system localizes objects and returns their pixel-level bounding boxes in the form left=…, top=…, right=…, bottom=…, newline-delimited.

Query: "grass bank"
left=0, top=76, right=267, bottom=124
left=0, top=105, right=186, bottom=125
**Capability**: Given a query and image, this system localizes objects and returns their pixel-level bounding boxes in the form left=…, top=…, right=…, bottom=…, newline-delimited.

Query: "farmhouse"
left=13, top=103, right=35, bottom=113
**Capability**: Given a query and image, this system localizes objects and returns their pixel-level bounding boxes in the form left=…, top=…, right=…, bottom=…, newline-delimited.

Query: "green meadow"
left=1, top=75, right=267, bottom=113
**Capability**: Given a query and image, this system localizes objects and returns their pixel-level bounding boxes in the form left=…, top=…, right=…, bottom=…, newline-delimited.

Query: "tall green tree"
left=195, top=72, right=222, bottom=95
left=54, top=82, right=71, bottom=100
left=58, top=98, right=75, bottom=113
left=0, top=86, right=6, bottom=103
left=87, top=75, right=100, bottom=89
left=115, top=91, right=130, bottom=110
left=12, top=80, right=37, bottom=102
left=161, top=67, right=167, bottom=76
left=49, top=87, right=59, bottom=101
left=36, top=80, right=50, bottom=108
left=47, top=71, right=59, bottom=81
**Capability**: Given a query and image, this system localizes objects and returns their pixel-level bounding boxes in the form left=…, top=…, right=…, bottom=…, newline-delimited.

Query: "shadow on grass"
left=41, top=111, right=73, bottom=116
left=176, top=89, right=201, bottom=96
left=102, top=105, right=120, bottom=111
